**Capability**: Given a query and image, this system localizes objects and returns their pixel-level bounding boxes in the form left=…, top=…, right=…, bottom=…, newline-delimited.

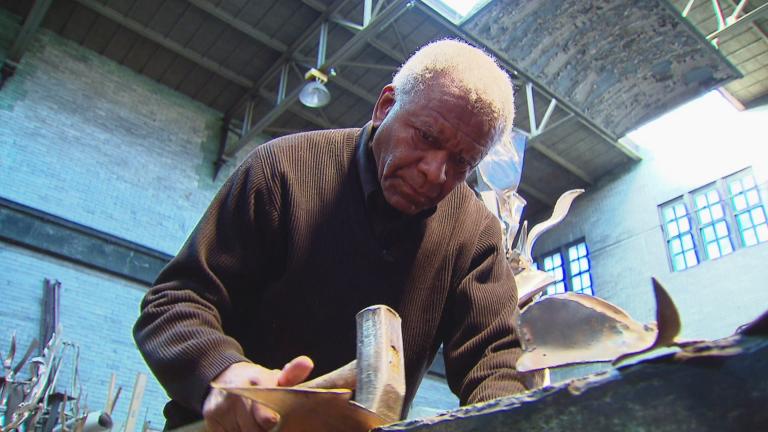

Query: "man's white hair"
left=392, top=39, right=515, bottom=148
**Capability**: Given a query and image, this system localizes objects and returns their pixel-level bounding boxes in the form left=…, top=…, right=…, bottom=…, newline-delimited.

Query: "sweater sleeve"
left=442, top=211, right=543, bottom=405
left=133, top=149, right=280, bottom=413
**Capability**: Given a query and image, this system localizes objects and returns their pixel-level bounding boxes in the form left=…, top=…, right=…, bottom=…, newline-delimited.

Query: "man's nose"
left=419, top=151, right=448, bottom=186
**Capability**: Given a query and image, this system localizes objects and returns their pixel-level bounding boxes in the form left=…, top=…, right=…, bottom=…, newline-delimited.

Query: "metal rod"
left=525, top=82, right=537, bottom=136
left=277, top=63, right=289, bottom=104
left=317, top=22, right=328, bottom=68
left=682, top=0, right=696, bottom=17
left=364, top=0, right=373, bottom=26
left=707, top=2, right=768, bottom=40
left=712, top=0, right=727, bottom=29
left=331, top=15, right=364, bottom=31
left=536, top=99, right=557, bottom=135
left=729, top=0, right=749, bottom=22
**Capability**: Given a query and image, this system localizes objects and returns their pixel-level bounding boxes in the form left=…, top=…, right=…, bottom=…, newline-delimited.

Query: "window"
left=659, top=168, right=767, bottom=272
left=661, top=201, right=699, bottom=271
left=729, top=173, right=768, bottom=246
left=421, top=0, right=493, bottom=24
left=535, top=240, right=594, bottom=296
left=541, top=251, right=566, bottom=296
left=568, top=242, right=593, bottom=295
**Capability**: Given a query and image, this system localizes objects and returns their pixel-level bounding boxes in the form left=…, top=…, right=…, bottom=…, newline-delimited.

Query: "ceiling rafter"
left=72, top=0, right=254, bottom=87
left=223, top=0, right=413, bottom=159
left=1, top=0, right=55, bottom=88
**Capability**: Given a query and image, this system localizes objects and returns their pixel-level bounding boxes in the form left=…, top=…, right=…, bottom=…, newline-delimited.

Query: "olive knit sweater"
left=133, top=126, right=538, bottom=427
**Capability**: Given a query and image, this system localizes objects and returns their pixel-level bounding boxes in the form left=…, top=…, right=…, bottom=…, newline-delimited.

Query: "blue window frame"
left=661, top=201, right=699, bottom=271
left=728, top=172, right=768, bottom=247
left=536, top=240, right=594, bottom=296
left=568, top=242, right=593, bottom=295
left=659, top=167, right=766, bottom=272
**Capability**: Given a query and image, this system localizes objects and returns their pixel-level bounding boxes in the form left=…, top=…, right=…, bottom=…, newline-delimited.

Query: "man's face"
left=370, top=82, right=494, bottom=215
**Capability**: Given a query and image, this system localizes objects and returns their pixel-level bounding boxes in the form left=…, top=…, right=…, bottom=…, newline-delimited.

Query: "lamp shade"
left=299, top=79, right=331, bottom=108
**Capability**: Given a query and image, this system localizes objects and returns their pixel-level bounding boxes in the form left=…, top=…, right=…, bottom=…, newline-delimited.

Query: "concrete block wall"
left=534, top=92, right=768, bottom=384
left=1, top=243, right=168, bottom=430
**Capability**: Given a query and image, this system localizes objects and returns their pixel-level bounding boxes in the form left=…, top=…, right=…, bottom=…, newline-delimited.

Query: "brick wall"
left=534, top=93, right=768, bottom=382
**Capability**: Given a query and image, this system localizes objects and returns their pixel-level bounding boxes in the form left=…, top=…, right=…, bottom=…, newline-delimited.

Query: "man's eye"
left=455, top=155, right=473, bottom=170
left=417, top=129, right=434, bottom=143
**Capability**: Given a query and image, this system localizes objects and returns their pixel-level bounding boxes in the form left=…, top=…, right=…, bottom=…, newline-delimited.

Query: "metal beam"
left=708, top=2, right=768, bottom=40
left=225, top=0, right=354, bottom=119
left=72, top=0, right=253, bottom=87
left=225, top=0, right=412, bottom=158
left=528, top=144, right=594, bottom=185
left=186, top=0, right=289, bottom=53
left=1, top=0, right=54, bottom=89
left=302, top=0, right=408, bottom=65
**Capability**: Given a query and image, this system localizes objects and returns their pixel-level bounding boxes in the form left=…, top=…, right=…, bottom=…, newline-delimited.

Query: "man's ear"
left=372, top=84, right=396, bottom=128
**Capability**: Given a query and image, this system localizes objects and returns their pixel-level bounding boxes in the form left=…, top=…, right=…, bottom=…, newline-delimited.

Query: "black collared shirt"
left=355, top=123, right=436, bottom=258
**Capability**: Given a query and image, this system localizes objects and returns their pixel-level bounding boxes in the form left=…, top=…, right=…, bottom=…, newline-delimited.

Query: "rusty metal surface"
left=464, top=0, right=742, bottom=137
left=378, top=334, right=768, bottom=432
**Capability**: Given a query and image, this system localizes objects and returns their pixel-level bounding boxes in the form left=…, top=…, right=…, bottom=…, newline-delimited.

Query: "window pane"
left=711, top=204, right=724, bottom=220
left=555, top=282, right=566, bottom=294
left=544, top=256, right=553, bottom=270
left=744, top=229, right=757, bottom=246
left=667, top=221, right=679, bottom=237
left=553, top=254, right=562, bottom=266
left=554, top=267, right=563, bottom=280
left=707, top=190, right=719, bottom=204
left=578, top=243, right=587, bottom=257
left=568, top=246, right=578, bottom=261
left=744, top=176, right=755, bottom=189
left=746, top=189, right=759, bottom=206
left=679, top=217, right=690, bottom=232
left=682, top=233, right=694, bottom=250
left=579, top=257, right=589, bottom=271
left=719, top=238, right=733, bottom=255
left=673, top=254, right=685, bottom=271
left=707, top=243, right=720, bottom=259
left=729, top=180, right=742, bottom=195
left=663, top=207, right=676, bottom=222
left=698, top=209, right=712, bottom=224
left=738, top=213, right=753, bottom=229
left=670, top=238, right=682, bottom=254
left=572, top=276, right=582, bottom=290
left=757, top=224, right=768, bottom=243
left=702, top=226, right=715, bottom=242
left=752, top=207, right=766, bottom=225
left=571, top=261, right=580, bottom=275
left=695, top=194, right=707, bottom=209
left=581, top=273, right=591, bottom=288
left=674, top=203, right=686, bottom=217
left=715, top=221, right=728, bottom=237
left=685, top=250, right=698, bottom=266
left=733, top=195, right=747, bottom=211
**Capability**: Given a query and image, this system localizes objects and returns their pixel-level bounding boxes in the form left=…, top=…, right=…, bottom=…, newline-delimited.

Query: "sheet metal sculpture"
left=475, top=133, right=584, bottom=304
left=516, top=278, right=682, bottom=371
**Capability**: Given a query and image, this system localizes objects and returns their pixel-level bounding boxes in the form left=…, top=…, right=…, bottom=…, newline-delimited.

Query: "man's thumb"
left=278, top=355, right=314, bottom=386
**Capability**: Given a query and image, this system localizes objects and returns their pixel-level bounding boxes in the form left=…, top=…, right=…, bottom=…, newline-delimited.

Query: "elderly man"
left=134, top=39, right=540, bottom=432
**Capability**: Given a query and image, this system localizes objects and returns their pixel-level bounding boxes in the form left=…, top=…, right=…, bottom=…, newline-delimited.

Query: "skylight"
left=421, top=0, right=493, bottom=25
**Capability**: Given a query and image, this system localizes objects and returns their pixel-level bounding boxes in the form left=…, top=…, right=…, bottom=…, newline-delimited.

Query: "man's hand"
left=202, top=356, right=314, bottom=432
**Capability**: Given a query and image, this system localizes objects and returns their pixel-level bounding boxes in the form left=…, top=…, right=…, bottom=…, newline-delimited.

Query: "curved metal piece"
left=522, top=189, right=584, bottom=261
left=216, top=386, right=387, bottom=432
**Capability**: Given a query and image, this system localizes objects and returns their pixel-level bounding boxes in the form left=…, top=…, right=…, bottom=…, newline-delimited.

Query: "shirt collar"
left=355, top=122, right=437, bottom=220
